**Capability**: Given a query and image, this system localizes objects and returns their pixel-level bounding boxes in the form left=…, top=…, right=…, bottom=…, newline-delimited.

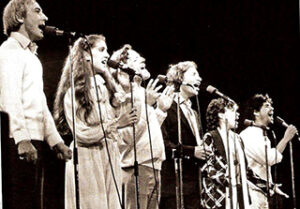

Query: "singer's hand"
left=117, top=108, right=138, bottom=128
left=283, top=125, right=298, bottom=142
left=194, top=145, right=211, bottom=160
left=157, top=86, right=175, bottom=112
left=146, top=79, right=162, bottom=106
left=17, top=140, right=38, bottom=164
left=54, top=142, right=72, bottom=161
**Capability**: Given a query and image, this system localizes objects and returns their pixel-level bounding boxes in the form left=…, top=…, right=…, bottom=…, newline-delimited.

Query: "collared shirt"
left=174, top=94, right=202, bottom=146
left=240, top=126, right=283, bottom=184
left=0, top=32, right=62, bottom=147
left=118, top=84, right=167, bottom=170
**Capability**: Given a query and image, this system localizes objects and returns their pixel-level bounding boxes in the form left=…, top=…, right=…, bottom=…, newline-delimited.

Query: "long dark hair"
left=53, top=34, right=114, bottom=135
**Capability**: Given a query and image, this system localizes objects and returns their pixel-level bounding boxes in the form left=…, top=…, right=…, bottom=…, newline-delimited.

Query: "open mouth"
left=38, top=24, right=45, bottom=34
left=101, top=59, right=108, bottom=65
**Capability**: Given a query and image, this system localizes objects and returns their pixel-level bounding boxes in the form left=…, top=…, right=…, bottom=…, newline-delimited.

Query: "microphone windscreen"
left=43, top=26, right=57, bottom=35
left=244, top=119, right=254, bottom=127
left=107, top=60, right=120, bottom=69
left=206, top=85, right=217, bottom=94
left=157, top=75, right=167, bottom=83
left=275, top=116, right=288, bottom=128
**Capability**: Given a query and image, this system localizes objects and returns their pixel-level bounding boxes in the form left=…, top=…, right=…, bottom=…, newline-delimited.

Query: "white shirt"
left=0, top=32, right=62, bottom=147
left=240, top=126, right=282, bottom=183
left=118, top=84, right=167, bottom=170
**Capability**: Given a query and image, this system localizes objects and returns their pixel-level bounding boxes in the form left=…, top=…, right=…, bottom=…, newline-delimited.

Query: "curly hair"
left=110, top=44, right=132, bottom=64
left=206, top=98, right=235, bottom=131
left=53, top=34, right=108, bottom=135
left=2, top=0, right=35, bottom=36
left=166, top=61, right=197, bottom=86
left=244, top=94, right=273, bottom=121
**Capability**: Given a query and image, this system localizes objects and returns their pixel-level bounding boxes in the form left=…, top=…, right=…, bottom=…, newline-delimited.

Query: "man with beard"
left=240, top=94, right=298, bottom=209
left=0, top=1, right=72, bottom=208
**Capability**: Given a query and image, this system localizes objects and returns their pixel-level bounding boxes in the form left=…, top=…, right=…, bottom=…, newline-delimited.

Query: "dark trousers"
left=159, top=193, right=201, bottom=209
left=2, top=138, right=46, bottom=209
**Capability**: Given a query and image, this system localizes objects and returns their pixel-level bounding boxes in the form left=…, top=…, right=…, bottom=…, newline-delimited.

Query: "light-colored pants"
left=122, top=165, right=161, bottom=209
left=249, top=188, right=269, bottom=209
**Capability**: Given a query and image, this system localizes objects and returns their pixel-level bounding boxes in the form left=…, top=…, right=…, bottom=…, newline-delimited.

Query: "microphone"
left=244, top=119, right=254, bottom=127
left=276, top=116, right=299, bottom=140
left=42, top=25, right=84, bottom=38
left=206, top=85, right=234, bottom=103
left=107, top=60, right=137, bottom=77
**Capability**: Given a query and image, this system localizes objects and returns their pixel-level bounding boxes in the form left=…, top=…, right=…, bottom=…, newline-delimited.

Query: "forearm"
left=276, top=137, right=289, bottom=153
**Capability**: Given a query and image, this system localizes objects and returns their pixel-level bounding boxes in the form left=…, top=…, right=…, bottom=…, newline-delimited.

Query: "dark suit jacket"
left=160, top=102, right=202, bottom=197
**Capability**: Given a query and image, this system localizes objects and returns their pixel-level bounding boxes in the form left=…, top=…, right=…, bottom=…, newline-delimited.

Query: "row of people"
left=0, top=0, right=298, bottom=209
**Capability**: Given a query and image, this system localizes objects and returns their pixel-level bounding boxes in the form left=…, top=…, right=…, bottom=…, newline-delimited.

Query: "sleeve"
left=154, top=106, right=167, bottom=126
left=0, top=51, right=30, bottom=144
left=42, top=94, right=63, bottom=147
left=63, top=89, right=118, bottom=145
left=240, top=129, right=283, bottom=166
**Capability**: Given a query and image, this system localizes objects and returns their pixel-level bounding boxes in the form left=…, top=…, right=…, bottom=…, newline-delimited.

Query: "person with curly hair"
left=53, top=35, right=137, bottom=209
left=240, top=94, right=298, bottom=209
left=201, top=98, right=250, bottom=209
left=159, top=61, right=208, bottom=209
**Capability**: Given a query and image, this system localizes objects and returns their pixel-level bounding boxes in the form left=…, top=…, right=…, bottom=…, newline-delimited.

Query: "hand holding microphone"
left=276, top=116, right=299, bottom=141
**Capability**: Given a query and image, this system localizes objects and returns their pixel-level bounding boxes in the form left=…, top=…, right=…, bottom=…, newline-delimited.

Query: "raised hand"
left=146, top=79, right=162, bottom=106
left=157, top=86, right=175, bottom=112
left=283, top=125, right=298, bottom=142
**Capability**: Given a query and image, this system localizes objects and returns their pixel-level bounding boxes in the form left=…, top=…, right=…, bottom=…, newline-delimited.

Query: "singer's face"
left=127, top=50, right=150, bottom=80
left=181, top=67, right=202, bottom=98
left=91, top=40, right=110, bottom=73
left=256, top=101, right=274, bottom=126
left=22, top=1, right=48, bottom=41
left=223, top=104, right=239, bottom=129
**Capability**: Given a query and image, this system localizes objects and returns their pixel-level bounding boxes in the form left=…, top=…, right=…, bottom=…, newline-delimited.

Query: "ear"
left=16, top=15, right=24, bottom=24
left=218, top=112, right=225, bottom=120
left=254, top=110, right=259, bottom=117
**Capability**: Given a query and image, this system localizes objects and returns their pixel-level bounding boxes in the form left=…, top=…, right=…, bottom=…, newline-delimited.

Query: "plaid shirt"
left=201, top=131, right=228, bottom=209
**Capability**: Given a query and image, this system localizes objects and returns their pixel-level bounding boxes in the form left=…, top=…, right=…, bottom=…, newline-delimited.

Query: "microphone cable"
left=142, top=79, right=160, bottom=209
left=84, top=36, right=123, bottom=209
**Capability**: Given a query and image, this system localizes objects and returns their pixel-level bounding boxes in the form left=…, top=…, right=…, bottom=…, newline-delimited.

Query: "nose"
left=42, top=12, right=48, bottom=21
left=104, top=50, right=110, bottom=59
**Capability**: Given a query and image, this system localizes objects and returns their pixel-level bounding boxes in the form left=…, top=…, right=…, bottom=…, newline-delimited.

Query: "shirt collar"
left=174, top=93, right=192, bottom=108
left=10, top=32, right=38, bottom=54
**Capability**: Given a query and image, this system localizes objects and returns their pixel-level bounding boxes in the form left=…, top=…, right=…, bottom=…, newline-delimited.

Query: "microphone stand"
left=173, top=83, right=184, bottom=209
left=195, top=96, right=203, bottom=204
left=262, top=128, right=270, bottom=207
left=225, top=119, right=234, bottom=209
left=271, top=130, right=278, bottom=209
left=68, top=38, right=80, bottom=209
left=129, top=77, right=140, bottom=209
left=289, top=140, right=297, bottom=209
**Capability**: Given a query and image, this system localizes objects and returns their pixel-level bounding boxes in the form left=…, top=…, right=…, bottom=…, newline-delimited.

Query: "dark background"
left=1, top=0, right=299, bottom=208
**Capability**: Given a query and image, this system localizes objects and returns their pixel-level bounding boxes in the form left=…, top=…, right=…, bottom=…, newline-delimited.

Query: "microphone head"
left=244, top=119, right=254, bottom=127
left=275, top=116, right=288, bottom=128
left=157, top=75, right=167, bottom=84
left=107, top=59, right=120, bottom=69
left=206, top=85, right=217, bottom=94
left=42, top=25, right=57, bottom=36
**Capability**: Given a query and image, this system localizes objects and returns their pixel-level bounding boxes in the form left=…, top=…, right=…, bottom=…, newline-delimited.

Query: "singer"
left=240, top=94, right=298, bottom=209
left=110, top=44, right=175, bottom=209
left=53, top=35, right=135, bottom=209
left=201, top=98, right=250, bottom=209
left=159, top=61, right=207, bottom=209
left=0, top=1, right=72, bottom=209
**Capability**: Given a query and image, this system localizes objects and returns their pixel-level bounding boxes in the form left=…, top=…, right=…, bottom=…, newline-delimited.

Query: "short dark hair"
left=245, top=94, right=273, bottom=121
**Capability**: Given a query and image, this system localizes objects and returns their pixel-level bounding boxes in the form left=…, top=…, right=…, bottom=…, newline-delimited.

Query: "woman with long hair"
left=53, top=34, right=136, bottom=209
